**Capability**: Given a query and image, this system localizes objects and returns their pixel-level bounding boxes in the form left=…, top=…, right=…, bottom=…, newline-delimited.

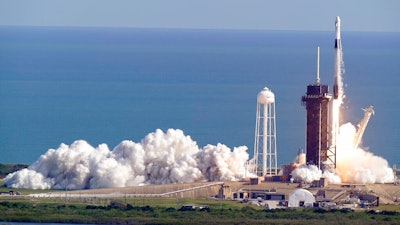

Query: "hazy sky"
left=0, top=0, right=399, bottom=32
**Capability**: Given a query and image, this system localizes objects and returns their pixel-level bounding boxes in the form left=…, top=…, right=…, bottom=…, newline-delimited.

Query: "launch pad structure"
left=301, top=82, right=332, bottom=169
left=248, top=16, right=378, bottom=179
left=301, top=47, right=334, bottom=170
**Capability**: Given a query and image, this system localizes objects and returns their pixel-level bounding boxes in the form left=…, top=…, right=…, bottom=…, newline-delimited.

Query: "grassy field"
left=0, top=197, right=400, bottom=225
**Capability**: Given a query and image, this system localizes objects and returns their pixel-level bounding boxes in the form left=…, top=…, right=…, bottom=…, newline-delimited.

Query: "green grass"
left=0, top=198, right=399, bottom=225
left=376, top=204, right=400, bottom=212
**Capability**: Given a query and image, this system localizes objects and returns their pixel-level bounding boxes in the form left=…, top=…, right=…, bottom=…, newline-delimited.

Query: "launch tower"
left=302, top=47, right=332, bottom=170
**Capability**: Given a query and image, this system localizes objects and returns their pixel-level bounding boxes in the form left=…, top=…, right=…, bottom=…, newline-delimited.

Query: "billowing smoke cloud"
left=3, top=129, right=250, bottom=189
left=291, top=165, right=322, bottom=183
left=291, top=164, right=341, bottom=184
left=335, top=123, right=394, bottom=184
left=291, top=123, right=394, bottom=184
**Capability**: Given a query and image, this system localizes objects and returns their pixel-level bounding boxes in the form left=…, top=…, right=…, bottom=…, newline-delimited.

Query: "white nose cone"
left=257, top=87, right=275, bottom=104
left=335, top=16, right=341, bottom=25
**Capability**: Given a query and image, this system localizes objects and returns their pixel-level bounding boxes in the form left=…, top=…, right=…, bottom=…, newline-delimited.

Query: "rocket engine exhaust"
left=3, top=129, right=251, bottom=190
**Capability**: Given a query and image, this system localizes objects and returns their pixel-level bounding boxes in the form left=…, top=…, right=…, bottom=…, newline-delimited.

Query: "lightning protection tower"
left=253, top=87, right=278, bottom=176
left=301, top=47, right=332, bottom=170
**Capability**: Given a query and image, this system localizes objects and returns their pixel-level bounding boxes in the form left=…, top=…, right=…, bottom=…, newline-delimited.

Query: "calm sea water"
left=0, top=26, right=399, bottom=166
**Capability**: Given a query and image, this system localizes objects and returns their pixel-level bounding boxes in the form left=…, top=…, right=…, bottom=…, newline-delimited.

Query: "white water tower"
left=252, top=87, right=278, bottom=176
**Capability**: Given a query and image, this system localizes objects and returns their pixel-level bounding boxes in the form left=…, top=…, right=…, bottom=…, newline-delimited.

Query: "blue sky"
left=0, top=0, right=399, bottom=32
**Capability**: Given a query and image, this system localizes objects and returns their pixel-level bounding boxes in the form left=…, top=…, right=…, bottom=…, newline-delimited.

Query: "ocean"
left=0, top=26, right=399, bottom=167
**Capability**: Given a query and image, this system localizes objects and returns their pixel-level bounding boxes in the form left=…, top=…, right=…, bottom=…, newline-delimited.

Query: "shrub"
left=56, top=205, right=66, bottom=210
left=0, top=201, right=12, bottom=207
left=313, top=208, right=327, bottom=214
left=126, top=204, right=134, bottom=210
left=381, top=211, right=397, bottom=216
left=164, top=207, right=175, bottom=212
left=141, top=205, right=154, bottom=212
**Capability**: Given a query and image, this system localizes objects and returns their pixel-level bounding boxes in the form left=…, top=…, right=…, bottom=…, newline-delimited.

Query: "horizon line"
left=1, top=24, right=399, bottom=34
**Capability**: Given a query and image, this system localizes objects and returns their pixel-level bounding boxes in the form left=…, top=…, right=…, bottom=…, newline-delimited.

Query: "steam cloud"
left=335, top=123, right=394, bottom=184
left=3, top=129, right=250, bottom=189
left=292, top=122, right=395, bottom=184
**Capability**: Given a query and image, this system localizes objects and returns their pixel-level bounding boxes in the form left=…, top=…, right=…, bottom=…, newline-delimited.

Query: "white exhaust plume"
left=335, top=123, right=394, bottom=184
left=291, top=165, right=322, bottom=183
left=291, top=123, right=394, bottom=184
left=3, top=129, right=250, bottom=190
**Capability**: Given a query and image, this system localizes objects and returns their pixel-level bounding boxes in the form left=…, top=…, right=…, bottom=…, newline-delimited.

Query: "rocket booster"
left=333, top=16, right=341, bottom=99
left=334, top=16, right=341, bottom=49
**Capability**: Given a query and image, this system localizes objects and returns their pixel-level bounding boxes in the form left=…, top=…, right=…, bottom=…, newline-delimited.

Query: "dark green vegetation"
left=1, top=199, right=400, bottom=225
left=0, top=163, right=28, bottom=179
